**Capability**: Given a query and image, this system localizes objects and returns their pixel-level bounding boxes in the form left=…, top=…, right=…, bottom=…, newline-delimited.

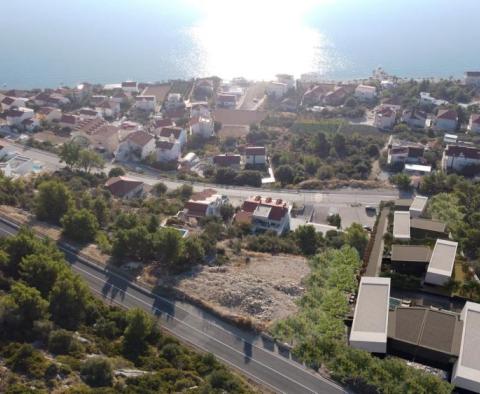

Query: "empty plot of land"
left=214, top=109, right=267, bottom=126
left=218, top=125, right=250, bottom=139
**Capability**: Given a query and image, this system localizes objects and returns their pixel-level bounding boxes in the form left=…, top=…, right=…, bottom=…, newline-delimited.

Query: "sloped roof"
left=105, top=176, right=143, bottom=197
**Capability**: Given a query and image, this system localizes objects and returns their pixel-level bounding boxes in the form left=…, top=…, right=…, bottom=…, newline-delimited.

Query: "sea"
left=1, top=0, right=480, bottom=89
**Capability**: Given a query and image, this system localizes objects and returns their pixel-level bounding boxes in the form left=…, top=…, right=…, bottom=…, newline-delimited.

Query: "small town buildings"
left=1, top=96, right=29, bottom=111
left=158, top=126, right=187, bottom=148
left=444, top=133, right=458, bottom=144
left=155, top=140, right=181, bottom=162
left=213, top=153, right=241, bottom=169
left=190, top=116, right=214, bottom=139
left=468, top=114, right=480, bottom=133
left=434, top=109, right=458, bottom=132
left=442, top=144, right=480, bottom=172
left=96, top=100, right=121, bottom=118
left=409, top=195, right=428, bottom=218
left=464, top=71, right=480, bottom=87
left=266, top=81, right=288, bottom=99
left=59, top=114, right=79, bottom=129
left=374, top=106, right=396, bottom=129
left=390, top=245, right=432, bottom=275
left=111, top=90, right=129, bottom=104
left=36, top=107, right=62, bottom=122
left=165, top=93, right=184, bottom=110
left=349, top=276, right=390, bottom=354
left=34, top=92, right=70, bottom=107
left=235, top=196, right=291, bottom=235
left=134, top=95, right=156, bottom=112
left=393, top=211, right=411, bottom=240
left=121, top=81, right=138, bottom=94
left=245, top=146, right=266, bottom=166
left=451, top=302, right=480, bottom=392
left=190, top=103, right=211, bottom=118
left=387, top=136, right=425, bottom=165
left=78, top=108, right=102, bottom=120
left=419, top=92, right=449, bottom=107
left=302, top=85, right=328, bottom=106
left=401, top=108, right=428, bottom=129
left=354, top=84, right=377, bottom=101
left=404, top=163, right=431, bottom=176
left=410, top=218, right=448, bottom=239
left=194, top=79, right=214, bottom=97
left=116, top=130, right=156, bottom=161
left=5, top=107, right=34, bottom=126
left=105, top=176, right=144, bottom=199
left=324, top=86, right=348, bottom=106
left=178, top=152, right=199, bottom=169
left=425, top=239, right=458, bottom=286
left=182, top=189, right=228, bottom=219
left=217, top=93, right=236, bottom=109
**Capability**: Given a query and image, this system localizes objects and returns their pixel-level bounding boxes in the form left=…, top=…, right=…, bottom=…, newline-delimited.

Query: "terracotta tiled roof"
left=105, top=176, right=143, bottom=198
left=445, top=145, right=480, bottom=160
left=184, top=201, right=209, bottom=217
left=126, top=130, right=153, bottom=147
left=213, top=154, right=241, bottom=166
left=437, top=109, right=458, bottom=120
left=159, top=126, right=183, bottom=139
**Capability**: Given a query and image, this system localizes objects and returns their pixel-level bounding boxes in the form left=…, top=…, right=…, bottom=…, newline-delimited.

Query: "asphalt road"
left=0, top=219, right=345, bottom=394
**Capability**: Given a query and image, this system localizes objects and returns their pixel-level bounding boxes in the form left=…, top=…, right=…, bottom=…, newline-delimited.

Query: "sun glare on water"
left=185, top=0, right=336, bottom=80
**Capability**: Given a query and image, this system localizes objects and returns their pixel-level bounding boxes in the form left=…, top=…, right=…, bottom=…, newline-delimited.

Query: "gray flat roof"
left=411, top=218, right=447, bottom=233
left=351, top=277, right=390, bottom=334
left=427, top=239, right=458, bottom=275
left=253, top=205, right=271, bottom=219
left=391, top=245, right=431, bottom=263
left=410, top=195, right=428, bottom=213
left=393, top=211, right=410, bottom=239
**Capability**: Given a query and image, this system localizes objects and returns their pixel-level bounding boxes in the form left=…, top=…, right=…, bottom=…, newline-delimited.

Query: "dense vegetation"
left=271, top=247, right=453, bottom=394
left=0, top=230, right=254, bottom=393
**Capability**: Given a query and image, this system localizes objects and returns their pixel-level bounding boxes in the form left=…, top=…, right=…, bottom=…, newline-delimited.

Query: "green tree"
left=344, top=223, right=368, bottom=258
left=219, top=204, right=235, bottom=222
left=34, top=180, right=74, bottom=224
left=154, top=227, right=183, bottom=266
left=152, top=182, right=167, bottom=196
left=327, top=213, right=341, bottom=228
left=77, top=149, right=105, bottom=173
left=234, top=170, right=262, bottom=187
left=390, top=173, right=412, bottom=190
left=92, top=197, right=110, bottom=227
left=312, top=132, right=330, bottom=158
left=294, top=225, right=319, bottom=255
left=59, top=141, right=81, bottom=169
left=178, top=236, right=205, bottom=270
left=80, top=357, right=113, bottom=387
left=275, top=165, right=295, bottom=186
left=19, top=253, right=67, bottom=297
left=48, top=329, right=83, bottom=355
left=108, top=167, right=125, bottom=177
left=147, top=214, right=160, bottom=233
left=123, top=308, right=153, bottom=359
left=61, top=208, right=99, bottom=243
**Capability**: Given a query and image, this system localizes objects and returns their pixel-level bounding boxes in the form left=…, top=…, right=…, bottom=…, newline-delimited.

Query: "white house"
left=409, top=195, right=428, bottom=218
left=190, top=116, right=214, bottom=139
left=393, top=211, right=410, bottom=240
left=468, top=114, right=480, bottom=133
left=266, top=81, right=288, bottom=99
left=425, top=239, right=457, bottom=286
left=116, top=130, right=156, bottom=161
left=183, top=189, right=228, bottom=219
left=401, top=108, right=427, bottom=129
left=36, top=107, right=62, bottom=123
left=349, top=277, right=391, bottom=354
left=387, top=136, right=425, bottom=165
left=6, top=107, right=34, bottom=126
left=96, top=100, right=121, bottom=119
left=121, top=81, right=138, bottom=94
left=245, top=146, right=266, bottom=166
left=451, top=301, right=480, bottom=392
left=442, top=144, right=480, bottom=172
left=374, top=106, right=396, bottom=129
left=235, top=196, right=291, bottom=235
left=434, top=109, right=458, bottom=132
left=155, top=139, right=181, bottom=162
left=464, top=71, right=480, bottom=87
left=354, top=84, right=377, bottom=101
left=1, top=96, right=29, bottom=111
left=419, top=92, right=449, bottom=107
left=158, top=126, right=187, bottom=148
left=134, top=95, right=156, bottom=112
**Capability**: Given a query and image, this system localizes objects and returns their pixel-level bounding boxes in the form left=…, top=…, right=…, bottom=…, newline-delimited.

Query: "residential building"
left=301, top=85, right=328, bottom=106
left=194, top=79, right=214, bottom=97
left=78, top=108, right=102, bottom=120
left=349, top=276, right=390, bottom=354
left=217, top=93, right=236, bottom=108
left=59, top=114, right=79, bottom=129
left=96, top=100, right=121, bottom=119
left=158, top=126, right=187, bottom=147
left=182, top=189, right=228, bottom=219
left=78, top=125, right=120, bottom=155
left=419, top=92, right=449, bottom=107
left=401, top=108, right=428, bottom=129
left=116, top=130, right=155, bottom=161
left=105, top=176, right=144, bottom=199
left=393, top=211, right=410, bottom=240
left=190, top=103, right=211, bottom=118
left=90, top=95, right=108, bottom=106
left=464, top=71, right=480, bottom=87
left=434, top=109, right=458, bottom=132
left=409, top=195, right=428, bottom=218
left=121, top=81, right=138, bottom=94
left=387, top=136, right=425, bottom=165
left=234, top=196, right=291, bottom=235
left=404, top=163, right=431, bottom=176
left=5, top=107, right=34, bottom=126
left=324, top=86, right=348, bottom=106
left=266, top=81, right=288, bottom=99
left=1, top=96, right=29, bottom=111
left=425, top=239, right=458, bottom=286
left=245, top=146, right=266, bottom=166
left=190, top=116, right=214, bottom=139
left=213, top=153, right=241, bottom=169
left=468, top=114, right=480, bottom=133
left=22, top=118, right=39, bottom=132
left=134, top=95, right=156, bottom=112
left=36, top=107, right=62, bottom=122
left=442, top=144, right=480, bottom=172
left=374, top=106, right=396, bottom=129
left=444, top=133, right=458, bottom=144
left=0, top=154, right=35, bottom=178
left=390, top=245, right=431, bottom=275
left=178, top=152, right=200, bottom=169
left=155, top=140, right=181, bottom=162
left=410, top=218, right=448, bottom=239
left=165, top=93, right=184, bottom=110
left=452, top=302, right=480, bottom=392
left=111, top=90, right=129, bottom=104
left=354, top=84, right=377, bottom=101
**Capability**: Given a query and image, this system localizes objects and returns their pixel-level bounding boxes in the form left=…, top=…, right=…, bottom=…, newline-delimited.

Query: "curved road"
left=0, top=218, right=345, bottom=394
